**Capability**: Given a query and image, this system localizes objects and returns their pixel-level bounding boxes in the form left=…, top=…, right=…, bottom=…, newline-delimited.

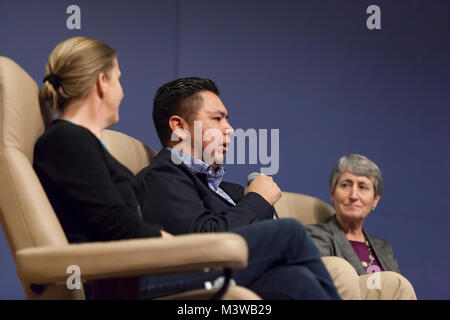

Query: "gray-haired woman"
left=307, top=154, right=417, bottom=299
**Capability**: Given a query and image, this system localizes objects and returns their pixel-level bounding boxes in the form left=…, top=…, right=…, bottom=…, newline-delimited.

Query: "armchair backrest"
left=101, top=130, right=157, bottom=175
left=0, top=57, right=69, bottom=254
left=275, top=191, right=335, bottom=225
left=0, top=57, right=78, bottom=299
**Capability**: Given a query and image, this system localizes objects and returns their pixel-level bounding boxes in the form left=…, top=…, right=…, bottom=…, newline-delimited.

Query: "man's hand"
left=244, top=174, right=281, bottom=206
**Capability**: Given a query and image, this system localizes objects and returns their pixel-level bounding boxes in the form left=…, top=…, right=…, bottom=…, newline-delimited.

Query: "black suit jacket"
left=136, top=148, right=275, bottom=234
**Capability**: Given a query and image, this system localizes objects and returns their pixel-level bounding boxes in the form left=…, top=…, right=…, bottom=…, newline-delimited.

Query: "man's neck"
left=168, top=144, right=220, bottom=170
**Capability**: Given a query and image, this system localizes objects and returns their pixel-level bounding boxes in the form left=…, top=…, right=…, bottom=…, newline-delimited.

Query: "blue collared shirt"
left=167, top=148, right=237, bottom=206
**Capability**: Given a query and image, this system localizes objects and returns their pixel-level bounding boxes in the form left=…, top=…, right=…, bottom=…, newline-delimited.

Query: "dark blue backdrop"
left=1, top=0, right=449, bottom=299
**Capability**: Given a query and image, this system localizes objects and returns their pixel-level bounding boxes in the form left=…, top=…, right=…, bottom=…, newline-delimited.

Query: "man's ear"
left=96, top=72, right=107, bottom=99
left=168, top=115, right=189, bottom=141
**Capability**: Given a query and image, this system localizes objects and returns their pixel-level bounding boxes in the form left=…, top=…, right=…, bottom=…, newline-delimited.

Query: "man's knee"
left=231, top=218, right=305, bottom=247
left=274, top=218, right=306, bottom=234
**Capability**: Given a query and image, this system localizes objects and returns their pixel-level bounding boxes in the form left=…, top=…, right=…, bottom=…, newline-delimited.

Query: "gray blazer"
left=306, top=215, right=400, bottom=275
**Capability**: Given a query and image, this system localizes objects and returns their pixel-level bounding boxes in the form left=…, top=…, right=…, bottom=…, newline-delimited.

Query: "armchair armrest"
left=16, top=233, right=247, bottom=285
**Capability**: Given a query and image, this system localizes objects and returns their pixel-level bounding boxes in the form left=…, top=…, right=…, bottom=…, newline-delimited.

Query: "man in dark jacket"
left=136, top=77, right=280, bottom=234
left=134, top=77, right=343, bottom=300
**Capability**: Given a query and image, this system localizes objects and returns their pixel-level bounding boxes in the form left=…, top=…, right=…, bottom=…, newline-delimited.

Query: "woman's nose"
left=349, top=186, right=359, bottom=200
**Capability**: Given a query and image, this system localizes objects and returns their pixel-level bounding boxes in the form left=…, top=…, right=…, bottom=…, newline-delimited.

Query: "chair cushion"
left=274, top=191, right=335, bottom=225
left=101, top=129, right=157, bottom=175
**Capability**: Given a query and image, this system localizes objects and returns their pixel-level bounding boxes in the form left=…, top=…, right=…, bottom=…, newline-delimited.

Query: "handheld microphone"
left=247, top=172, right=261, bottom=186
left=246, top=172, right=278, bottom=219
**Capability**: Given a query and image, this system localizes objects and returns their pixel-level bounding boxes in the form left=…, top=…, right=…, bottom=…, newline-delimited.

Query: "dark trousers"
left=140, top=218, right=341, bottom=300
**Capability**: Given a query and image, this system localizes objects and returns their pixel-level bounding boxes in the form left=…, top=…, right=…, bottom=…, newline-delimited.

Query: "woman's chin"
left=339, top=209, right=368, bottom=220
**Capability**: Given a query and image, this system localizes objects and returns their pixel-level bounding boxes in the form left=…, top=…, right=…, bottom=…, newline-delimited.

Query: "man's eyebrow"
left=210, top=110, right=227, bottom=118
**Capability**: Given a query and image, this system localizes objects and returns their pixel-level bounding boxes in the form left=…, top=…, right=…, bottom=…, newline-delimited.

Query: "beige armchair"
left=0, top=56, right=260, bottom=300
left=274, top=191, right=335, bottom=225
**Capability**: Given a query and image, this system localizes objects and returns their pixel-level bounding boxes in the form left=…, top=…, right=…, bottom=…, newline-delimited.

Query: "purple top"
left=349, top=240, right=384, bottom=274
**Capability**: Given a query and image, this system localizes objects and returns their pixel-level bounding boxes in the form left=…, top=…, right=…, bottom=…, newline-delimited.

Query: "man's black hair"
left=153, top=77, right=220, bottom=146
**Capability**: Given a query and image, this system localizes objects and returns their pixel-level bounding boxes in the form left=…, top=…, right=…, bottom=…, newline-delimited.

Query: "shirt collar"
left=166, top=147, right=226, bottom=190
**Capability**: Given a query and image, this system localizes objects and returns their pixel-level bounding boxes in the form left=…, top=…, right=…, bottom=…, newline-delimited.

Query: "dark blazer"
left=136, top=148, right=275, bottom=235
left=306, top=215, right=400, bottom=275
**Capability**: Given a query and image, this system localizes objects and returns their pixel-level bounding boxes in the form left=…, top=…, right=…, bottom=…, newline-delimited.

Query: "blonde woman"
left=34, top=37, right=340, bottom=300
